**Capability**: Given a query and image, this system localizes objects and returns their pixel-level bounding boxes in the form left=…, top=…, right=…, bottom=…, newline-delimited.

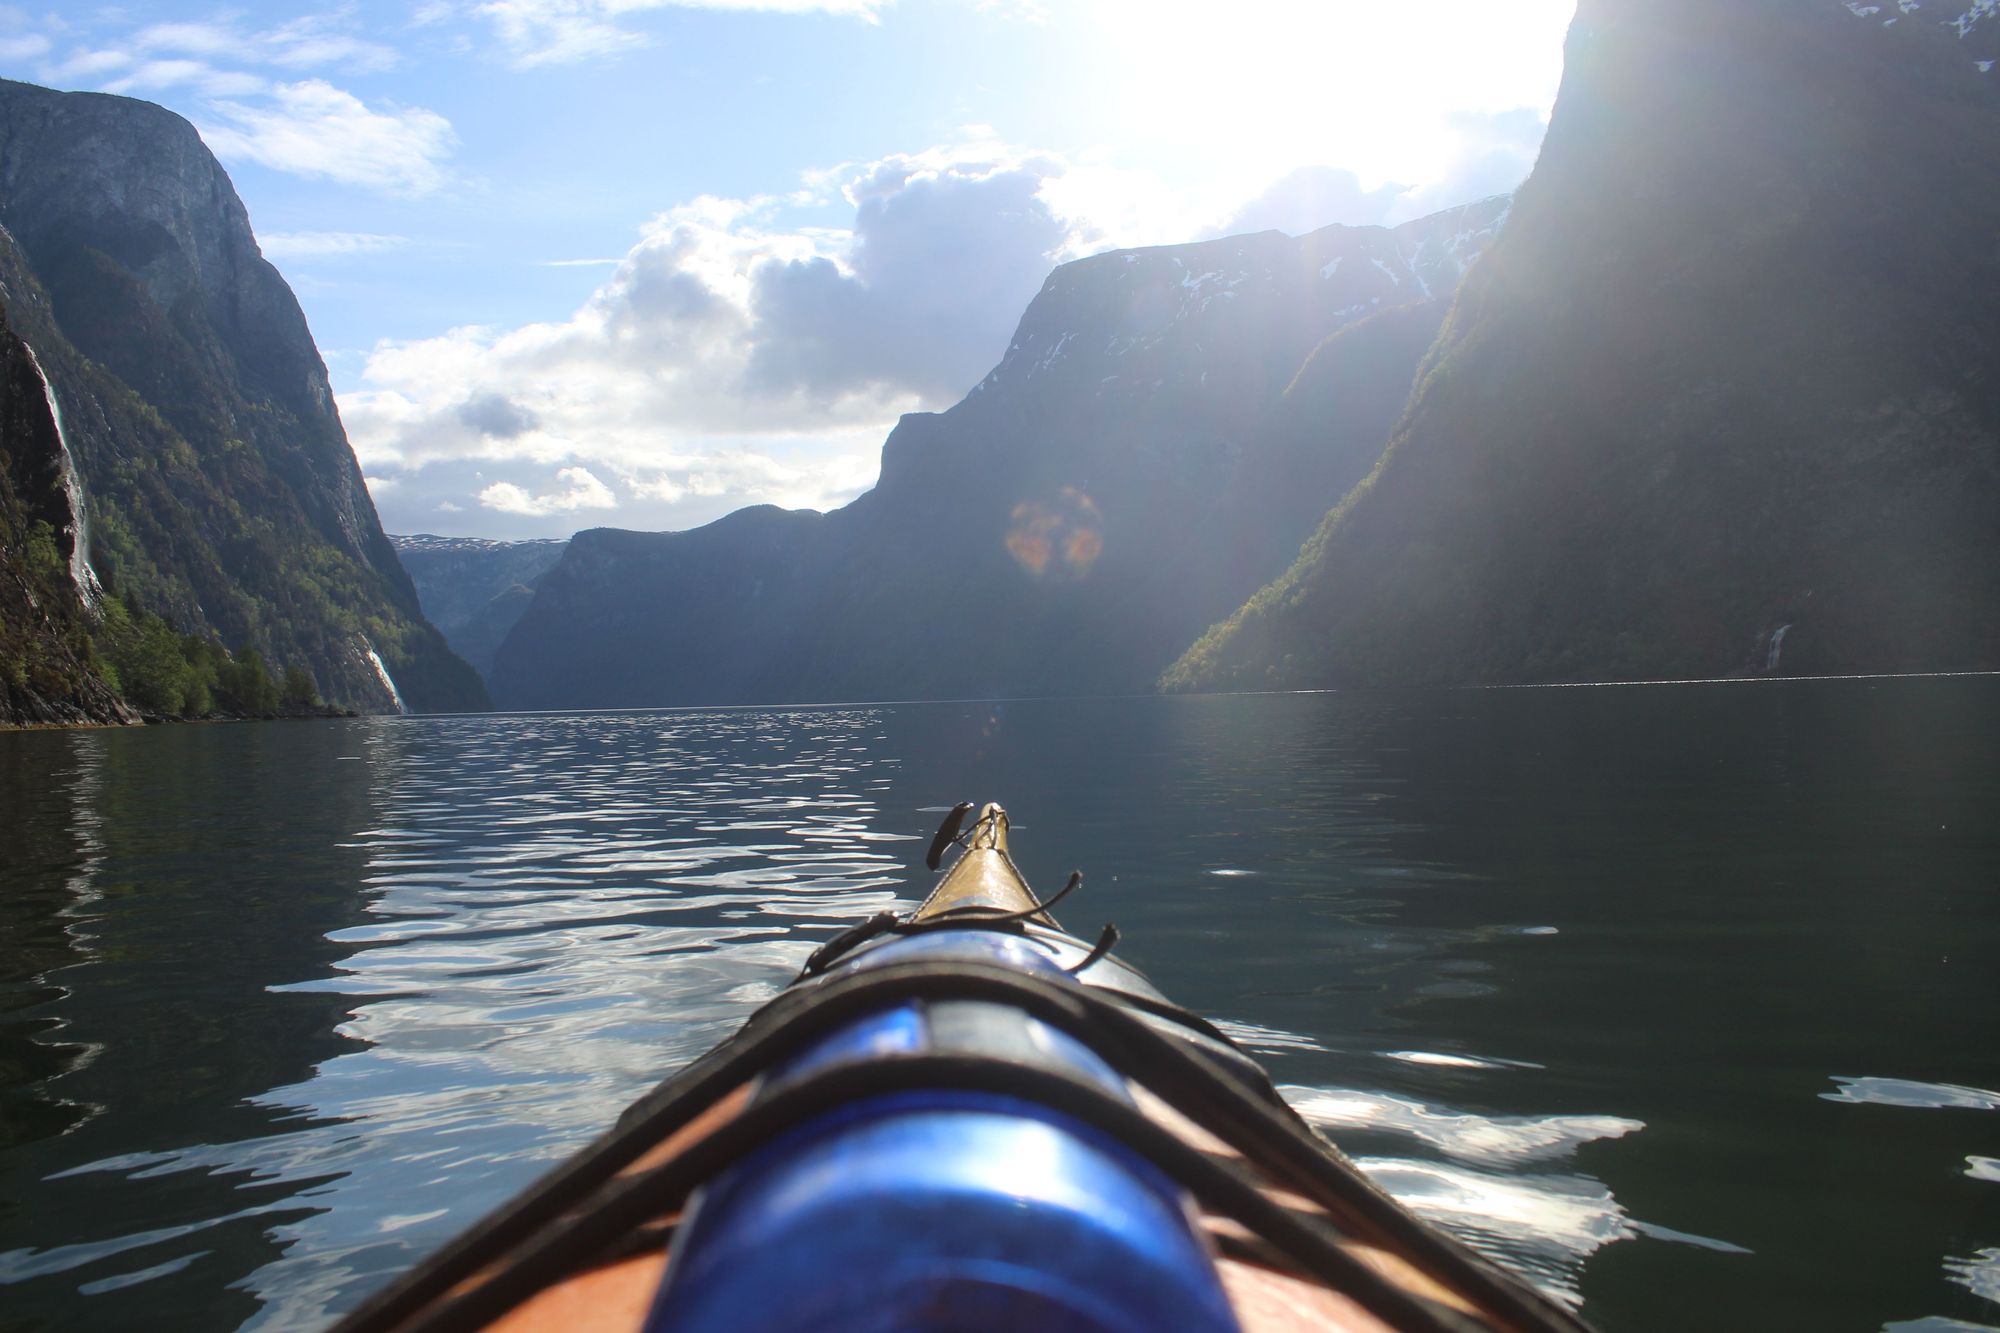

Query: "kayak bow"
left=336, top=803, right=1593, bottom=1333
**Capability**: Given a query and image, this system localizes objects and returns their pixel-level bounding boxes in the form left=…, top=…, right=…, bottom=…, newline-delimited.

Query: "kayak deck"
left=337, top=804, right=1592, bottom=1333
left=911, top=803, right=1048, bottom=919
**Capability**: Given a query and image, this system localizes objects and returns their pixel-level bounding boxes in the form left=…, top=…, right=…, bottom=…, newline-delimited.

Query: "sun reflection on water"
left=1270, top=1080, right=1665, bottom=1308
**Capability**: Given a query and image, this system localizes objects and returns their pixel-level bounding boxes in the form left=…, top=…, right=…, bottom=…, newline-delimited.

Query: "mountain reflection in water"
left=0, top=680, right=1995, bottom=1332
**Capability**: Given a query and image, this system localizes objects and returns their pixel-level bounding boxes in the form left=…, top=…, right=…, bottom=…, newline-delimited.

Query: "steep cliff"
left=0, top=298, right=128, bottom=725
left=0, top=79, right=485, bottom=713
left=1167, top=0, right=2000, bottom=690
left=493, top=201, right=1503, bottom=708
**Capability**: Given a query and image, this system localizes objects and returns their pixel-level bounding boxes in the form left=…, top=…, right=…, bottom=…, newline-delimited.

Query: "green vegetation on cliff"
left=0, top=296, right=126, bottom=725
left=91, top=594, right=328, bottom=720
left=4, top=297, right=338, bottom=727
left=0, top=80, right=485, bottom=714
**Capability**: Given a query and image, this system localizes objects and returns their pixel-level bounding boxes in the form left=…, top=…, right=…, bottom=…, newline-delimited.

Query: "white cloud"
left=197, top=80, right=458, bottom=195
left=257, top=18, right=402, bottom=73
left=0, top=32, right=50, bottom=60
left=104, top=59, right=269, bottom=98
left=34, top=12, right=399, bottom=96
left=1220, top=166, right=1408, bottom=236
left=478, top=466, right=617, bottom=515
left=473, top=0, right=640, bottom=66
left=132, top=22, right=242, bottom=58
left=747, top=144, right=1071, bottom=403
left=40, top=48, right=135, bottom=80
left=1214, top=108, right=1553, bottom=237
left=261, top=230, right=412, bottom=259
left=456, top=0, right=887, bottom=67
left=132, top=16, right=400, bottom=74
left=347, top=108, right=1562, bottom=539
left=24, top=13, right=420, bottom=192
left=348, top=135, right=1087, bottom=535
left=1383, top=108, right=1551, bottom=226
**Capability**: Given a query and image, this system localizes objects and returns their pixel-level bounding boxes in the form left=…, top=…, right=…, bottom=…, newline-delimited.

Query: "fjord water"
left=1, top=683, right=1996, bottom=1332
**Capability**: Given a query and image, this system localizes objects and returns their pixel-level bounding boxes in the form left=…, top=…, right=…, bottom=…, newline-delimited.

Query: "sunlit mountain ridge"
left=485, top=202, right=1506, bottom=708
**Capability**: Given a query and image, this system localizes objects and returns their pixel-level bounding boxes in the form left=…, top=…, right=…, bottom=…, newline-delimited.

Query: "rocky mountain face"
left=0, top=297, right=129, bottom=725
left=492, top=201, right=1504, bottom=708
left=1167, top=0, right=2000, bottom=691
left=391, top=535, right=567, bottom=682
left=0, top=79, right=485, bottom=714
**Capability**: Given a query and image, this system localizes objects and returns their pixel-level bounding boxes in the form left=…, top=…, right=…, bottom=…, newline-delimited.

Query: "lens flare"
left=1006, top=488, right=1104, bottom=581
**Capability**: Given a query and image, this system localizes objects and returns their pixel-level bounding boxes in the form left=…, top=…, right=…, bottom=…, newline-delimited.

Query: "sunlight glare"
left=1087, top=0, right=1577, bottom=200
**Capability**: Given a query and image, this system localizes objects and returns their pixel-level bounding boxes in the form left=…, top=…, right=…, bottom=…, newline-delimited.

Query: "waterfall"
left=363, top=641, right=409, bottom=715
left=1765, top=624, right=1793, bottom=672
left=20, top=344, right=103, bottom=612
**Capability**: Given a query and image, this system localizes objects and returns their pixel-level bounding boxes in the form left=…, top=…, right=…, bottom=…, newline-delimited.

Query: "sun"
left=1084, top=0, right=1577, bottom=208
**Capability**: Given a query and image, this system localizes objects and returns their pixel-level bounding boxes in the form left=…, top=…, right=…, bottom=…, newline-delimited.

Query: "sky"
left=0, top=0, right=1577, bottom=540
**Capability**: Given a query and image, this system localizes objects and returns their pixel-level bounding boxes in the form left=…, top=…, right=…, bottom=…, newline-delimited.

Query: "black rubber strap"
left=755, top=965, right=1585, bottom=1333
left=335, top=966, right=1102, bottom=1333
left=384, top=1054, right=1479, bottom=1333
left=334, top=961, right=1589, bottom=1333
left=796, top=873, right=1084, bottom=979
left=797, top=910, right=899, bottom=977
left=1066, top=922, right=1121, bottom=974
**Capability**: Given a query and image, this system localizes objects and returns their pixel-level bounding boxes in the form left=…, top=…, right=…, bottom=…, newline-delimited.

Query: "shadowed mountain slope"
left=391, top=535, right=567, bottom=683
left=1167, top=0, right=2000, bottom=691
left=493, top=203, right=1499, bottom=708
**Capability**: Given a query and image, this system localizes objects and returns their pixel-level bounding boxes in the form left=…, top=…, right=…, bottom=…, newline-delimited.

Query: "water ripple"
left=1276, top=1081, right=1750, bottom=1309
left=7, top=710, right=920, bottom=1327
left=1823, top=1077, right=2000, bottom=1111
left=3, top=685, right=1993, bottom=1333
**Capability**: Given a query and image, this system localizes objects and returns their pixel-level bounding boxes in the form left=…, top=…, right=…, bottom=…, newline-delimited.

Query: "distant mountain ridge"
left=491, top=200, right=1507, bottom=709
left=1167, top=0, right=2000, bottom=690
left=966, top=198, right=1502, bottom=408
left=391, top=535, right=567, bottom=683
left=0, top=79, right=483, bottom=713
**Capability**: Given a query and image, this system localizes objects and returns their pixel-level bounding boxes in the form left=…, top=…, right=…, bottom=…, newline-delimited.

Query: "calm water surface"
left=1, top=682, right=1996, bottom=1332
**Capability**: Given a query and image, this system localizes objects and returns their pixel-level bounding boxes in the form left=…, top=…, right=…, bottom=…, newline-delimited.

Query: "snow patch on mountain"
left=390, top=533, right=565, bottom=556
left=1842, top=0, right=2000, bottom=56
left=1954, top=0, right=2000, bottom=34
